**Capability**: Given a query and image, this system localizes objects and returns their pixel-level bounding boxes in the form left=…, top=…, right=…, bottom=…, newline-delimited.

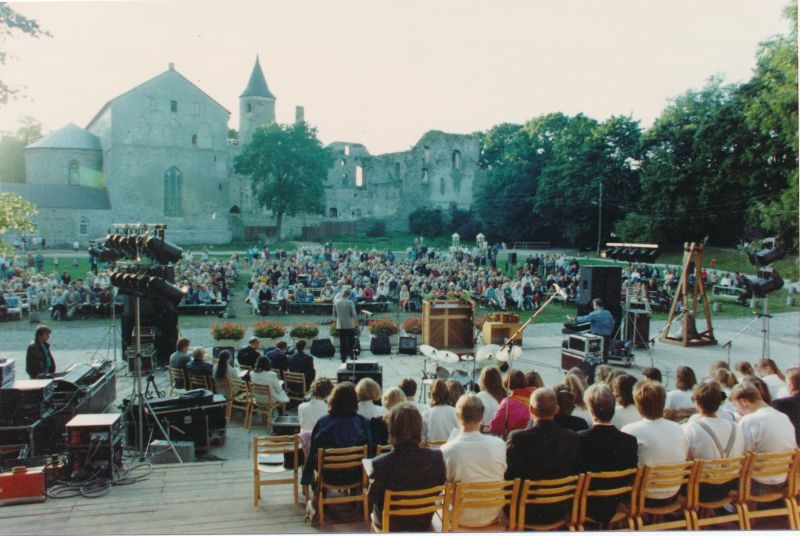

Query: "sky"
left=0, top=0, right=791, bottom=154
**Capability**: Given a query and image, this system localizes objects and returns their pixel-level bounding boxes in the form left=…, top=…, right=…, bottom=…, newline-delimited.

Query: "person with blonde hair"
left=756, top=358, right=786, bottom=400
left=563, top=373, right=592, bottom=426
left=356, top=377, right=386, bottom=419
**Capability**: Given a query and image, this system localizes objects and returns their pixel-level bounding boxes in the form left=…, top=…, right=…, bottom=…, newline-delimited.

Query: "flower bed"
left=368, top=317, right=399, bottom=337
left=289, top=322, right=320, bottom=339
left=252, top=320, right=286, bottom=339
left=210, top=322, right=246, bottom=341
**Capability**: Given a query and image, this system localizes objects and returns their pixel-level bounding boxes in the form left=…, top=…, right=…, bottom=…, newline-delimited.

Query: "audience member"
left=398, top=378, right=429, bottom=414
left=611, top=374, right=641, bottom=429
left=299, top=378, right=334, bottom=433
left=477, top=366, right=506, bottom=428
left=185, top=347, right=213, bottom=377
left=772, top=367, right=800, bottom=445
left=212, top=350, right=241, bottom=398
left=488, top=369, right=533, bottom=437
left=251, top=356, right=289, bottom=404
left=288, top=339, right=316, bottom=389
left=664, top=366, right=698, bottom=421
left=641, top=367, right=662, bottom=383
left=237, top=337, right=262, bottom=369
left=563, top=373, right=592, bottom=426
left=756, top=358, right=786, bottom=400
left=734, top=360, right=754, bottom=381
left=422, top=379, right=458, bottom=442
left=553, top=383, right=589, bottom=432
left=445, top=379, right=465, bottom=406
left=356, top=378, right=387, bottom=419
left=266, top=341, right=289, bottom=376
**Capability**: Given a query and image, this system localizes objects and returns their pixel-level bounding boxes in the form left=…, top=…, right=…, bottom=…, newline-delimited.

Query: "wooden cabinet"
left=422, top=300, right=475, bottom=353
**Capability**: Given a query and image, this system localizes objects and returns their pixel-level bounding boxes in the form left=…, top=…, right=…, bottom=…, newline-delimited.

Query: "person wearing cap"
left=237, top=336, right=262, bottom=369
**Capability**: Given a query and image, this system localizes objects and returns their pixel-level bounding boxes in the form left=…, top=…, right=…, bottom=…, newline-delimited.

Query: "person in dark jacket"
left=577, top=384, right=638, bottom=528
left=185, top=347, right=213, bottom=377
left=266, top=341, right=289, bottom=377
left=772, top=367, right=800, bottom=445
left=288, top=339, right=316, bottom=389
left=26, top=325, right=56, bottom=379
left=553, top=384, right=589, bottom=432
left=368, top=403, right=446, bottom=531
left=505, top=387, right=580, bottom=526
left=236, top=337, right=261, bottom=369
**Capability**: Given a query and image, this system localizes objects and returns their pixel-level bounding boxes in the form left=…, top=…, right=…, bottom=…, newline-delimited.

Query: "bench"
left=177, top=302, right=228, bottom=316
left=711, top=285, right=748, bottom=303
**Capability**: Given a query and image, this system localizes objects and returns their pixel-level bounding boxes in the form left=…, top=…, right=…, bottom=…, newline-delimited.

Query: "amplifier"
left=66, top=413, right=123, bottom=480
left=562, top=334, right=603, bottom=356
left=0, top=358, right=15, bottom=388
left=342, top=360, right=379, bottom=372
left=337, top=364, right=383, bottom=388
left=0, top=466, right=46, bottom=506
left=0, top=380, right=55, bottom=426
left=124, top=394, right=226, bottom=451
left=150, top=440, right=195, bottom=464
left=561, top=350, right=601, bottom=384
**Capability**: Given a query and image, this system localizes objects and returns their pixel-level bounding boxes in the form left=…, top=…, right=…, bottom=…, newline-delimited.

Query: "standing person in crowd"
left=664, top=366, right=698, bottom=421
left=26, top=325, right=56, bottom=379
left=236, top=337, right=262, bottom=369
left=422, top=379, right=458, bottom=442
left=266, top=341, right=289, bottom=377
left=398, top=378, right=429, bottom=414
left=169, top=337, right=192, bottom=389
left=333, top=287, right=358, bottom=363
left=488, top=369, right=533, bottom=437
left=212, top=350, right=241, bottom=398
left=611, top=374, right=641, bottom=429
left=288, top=339, right=316, bottom=390
left=570, top=298, right=615, bottom=363
left=756, top=358, right=786, bottom=400
left=772, top=367, right=800, bottom=445
left=477, top=366, right=506, bottom=428
left=368, top=403, right=446, bottom=532
left=621, top=380, right=688, bottom=499
left=185, top=347, right=213, bottom=378
left=505, top=388, right=580, bottom=526
left=250, top=356, right=289, bottom=405
left=441, top=394, right=507, bottom=528
left=578, top=384, right=638, bottom=527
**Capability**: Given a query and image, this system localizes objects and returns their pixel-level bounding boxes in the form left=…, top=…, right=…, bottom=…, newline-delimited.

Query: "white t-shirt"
left=441, top=431, right=507, bottom=527
left=761, top=374, right=785, bottom=401
left=683, top=416, right=745, bottom=461
left=612, top=404, right=642, bottom=429
left=298, top=398, right=327, bottom=433
left=739, top=406, right=797, bottom=484
left=476, top=391, right=502, bottom=427
left=622, top=418, right=689, bottom=498
left=358, top=400, right=387, bottom=420
left=250, top=370, right=289, bottom=404
left=423, top=404, right=459, bottom=442
left=665, top=389, right=694, bottom=410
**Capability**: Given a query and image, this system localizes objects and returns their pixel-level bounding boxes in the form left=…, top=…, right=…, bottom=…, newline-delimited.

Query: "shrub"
left=328, top=321, right=340, bottom=337
left=252, top=321, right=286, bottom=338
left=401, top=316, right=423, bottom=335
left=368, top=317, right=399, bottom=337
left=366, top=220, right=386, bottom=237
left=289, top=322, right=320, bottom=339
left=409, top=207, right=444, bottom=237
left=210, top=322, right=246, bottom=341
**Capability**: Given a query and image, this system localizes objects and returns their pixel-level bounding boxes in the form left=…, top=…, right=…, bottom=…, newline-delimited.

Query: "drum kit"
left=418, top=342, right=514, bottom=401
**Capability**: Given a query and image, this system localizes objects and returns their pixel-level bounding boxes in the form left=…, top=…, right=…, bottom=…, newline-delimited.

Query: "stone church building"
left=6, top=58, right=482, bottom=246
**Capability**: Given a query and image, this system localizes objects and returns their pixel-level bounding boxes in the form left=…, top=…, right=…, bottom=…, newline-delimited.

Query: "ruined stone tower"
left=239, top=55, right=276, bottom=145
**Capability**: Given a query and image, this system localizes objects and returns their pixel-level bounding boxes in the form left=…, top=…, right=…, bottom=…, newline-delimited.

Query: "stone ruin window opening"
left=421, top=168, right=429, bottom=183
left=170, top=100, right=178, bottom=113
left=340, top=158, right=346, bottom=167
left=440, top=177, right=445, bottom=196
left=246, top=103, right=252, bottom=113
left=329, top=208, right=338, bottom=218
left=452, top=149, right=461, bottom=169
left=78, top=217, right=89, bottom=236
left=192, top=134, right=198, bottom=146
left=394, top=162, right=401, bottom=176
left=68, top=160, right=80, bottom=185
left=164, top=166, right=183, bottom=217
left=344, top=145, right=350, bottom=156
left=355, top=165, right=364, bottom=187
left=423, top=146, right=431, bottom=164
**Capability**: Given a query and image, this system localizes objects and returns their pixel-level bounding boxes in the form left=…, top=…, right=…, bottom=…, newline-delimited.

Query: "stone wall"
left=24, top=147, right=103, bottom=186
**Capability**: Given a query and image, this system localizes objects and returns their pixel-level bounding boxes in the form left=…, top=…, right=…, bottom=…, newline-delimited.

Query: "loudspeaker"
left=624, top=311, right=650, bottom=349
left=212, top=346, right=236, bottom=360
left=369, top=336, right=391, bottom=355
left=120, top=296, right=179, bottom=367
left=398, top=336, right=417, bottom=355
left=310, top=338, right=336, bottom=358
left=336, top=363, right=383, bottom=388
left=577, top=266, right=622, bottom=326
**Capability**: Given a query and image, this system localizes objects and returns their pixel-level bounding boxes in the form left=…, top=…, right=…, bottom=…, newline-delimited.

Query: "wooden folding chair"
left=167, top=366, right=187, bottom=395
left=792, top=449, right=800, bottom=528
left=315, top=445, right=369, bottom=524
left=450, top=479, right=520, bottom=531
left=249, top=383, right=286, bottom=431
left=226, top=377, right=251, bottom=423
left=576, top=467, right=642, bottom=531
left=424, top=439, right=447, bottom=449
left=188, top=373, right=212, bottom=390
left=516, top=474, right=585, bottom=531
left=741, top=450, right=797, bottom=529
left=633, top=461, right=695, bottom=530
left=376, top=444, right=393, bottom=455
left=283, top=371, right=308, bottom=403
left=253, top=435, right=301, bottom=506
left=372, top=483, right=451, bottom=532
left=689, top=455, right=746, bottom=530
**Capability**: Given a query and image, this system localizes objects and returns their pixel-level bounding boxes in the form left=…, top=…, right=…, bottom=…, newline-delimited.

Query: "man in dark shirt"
left=505, top=387, right=580, bottom=526
left=168, top=337, right=192, bottom=389
left=237, top=337, right=261, bottom=369
left=266, top=341, right=289, bottom=376
left=772, top=367, right=800, bottom=445
left=185, top=347, right=213, bottom=377
left=288, top=339, right=316, bottom=390
left=26, top=325, right=56, bottom=379
left=578, top=384, right=638, bottom=527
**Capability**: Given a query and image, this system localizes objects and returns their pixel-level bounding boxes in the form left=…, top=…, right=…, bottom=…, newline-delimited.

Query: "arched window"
left=440, top=177, right=445, bottom=196
left=452, top=149, right=461, bottom=170
left=394, top=162, right=401, bottom=176
left=329, top=208, right=338, bottom=218
left=164, top=166, right=183, bottom=217
left=68, top=160, right=80, bottom=185
left=78, top=217, right=89, bottom=236
left=421, top=168, right=429, bottom=183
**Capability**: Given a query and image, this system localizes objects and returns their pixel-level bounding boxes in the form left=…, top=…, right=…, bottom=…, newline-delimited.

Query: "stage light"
left=143, top=236, right=183, bottom=264
left=748, top=247, right=785, bottom=267
left=750, top=269, right=784, bottom=297
left=88, top=245, right=122, bottom=263
left=148, top=277, right=187, bottom=305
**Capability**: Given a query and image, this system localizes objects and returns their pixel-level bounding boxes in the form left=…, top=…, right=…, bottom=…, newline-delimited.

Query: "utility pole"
left=595, top=182, right=603, bottom=256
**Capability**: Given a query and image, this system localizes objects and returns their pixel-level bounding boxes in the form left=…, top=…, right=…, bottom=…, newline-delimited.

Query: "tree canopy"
left=0, top=3, right=49, bottom=106
left=233, top=121, right=332, bottom=237
left=0, top=192, right=36, bottom=253
left=0, top=116, right=41, bottom=183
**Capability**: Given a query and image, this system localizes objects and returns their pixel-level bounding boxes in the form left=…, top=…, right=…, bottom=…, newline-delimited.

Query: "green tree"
left=0, top=192, right=36, bottom=252
left=233, top=122, right=332, bottom=237
left=0, top=116, right=41, bottom=182
left=0, top=3, right=49, bottom=105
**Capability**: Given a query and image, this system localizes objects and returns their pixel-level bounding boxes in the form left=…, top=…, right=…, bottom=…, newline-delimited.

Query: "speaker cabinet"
left=577, top=266, right=622, bottom=327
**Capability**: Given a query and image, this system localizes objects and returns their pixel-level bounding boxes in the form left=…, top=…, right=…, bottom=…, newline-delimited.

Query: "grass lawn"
left=657, top=245, right=799, bottom=280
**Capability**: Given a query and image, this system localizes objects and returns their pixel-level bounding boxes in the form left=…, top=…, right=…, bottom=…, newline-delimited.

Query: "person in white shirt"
left=756, top=358, right=787, bottom=401
left=398, top=378, right=429, bottom=415
left=683, top=379, right=744, bottom=461
left=476, top=366, right=506, bottom=428
left=356, top=377, right=387, bottom=420
left=664, top=366, right=698, bottom=421
left=298, top=378, right=334, bottom=433
left=423, top=380, right=458, bottom=442
left=621, top=380, right=689, bottom=499
left=250, top=357, right=289, bottom=405
left=729, top=382, right=797, bottom=487
left=612, top=374, right=642, bottom=429
left=441, top=394, right=507, bottom=528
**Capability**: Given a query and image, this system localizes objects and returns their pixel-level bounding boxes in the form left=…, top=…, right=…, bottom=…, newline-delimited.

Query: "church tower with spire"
left=239, top=55, right=276, bottom=146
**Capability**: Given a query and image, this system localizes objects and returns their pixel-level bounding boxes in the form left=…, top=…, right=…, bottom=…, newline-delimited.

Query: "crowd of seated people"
left=174, top=254, right=238, bottom=307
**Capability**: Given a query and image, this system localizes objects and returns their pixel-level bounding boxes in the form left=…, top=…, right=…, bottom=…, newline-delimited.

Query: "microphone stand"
left=720, top=312, right=771, bottom=367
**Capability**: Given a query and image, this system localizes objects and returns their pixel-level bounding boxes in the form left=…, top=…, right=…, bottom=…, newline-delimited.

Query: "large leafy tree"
left=234, top=122, right=333, bottom=237
left=0, top=3, right=49, bottom=106
left=0, top=192, right=36, bottom=253
left=0, top=116, right=41, bottom=182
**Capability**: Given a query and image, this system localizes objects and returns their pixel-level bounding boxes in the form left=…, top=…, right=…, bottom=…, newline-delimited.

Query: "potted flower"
left=252, top=320, right=286, bottom=348
left=368, top=317, right=400, bottom=347
left=401, top=316, right=423, bottom=343
left=210, top=322, right=246, bottom=349
left=289, top=322, right=319, bottom=343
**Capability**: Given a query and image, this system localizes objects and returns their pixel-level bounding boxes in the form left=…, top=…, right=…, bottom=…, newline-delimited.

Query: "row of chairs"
left=253, top=438, right=800, bottom=531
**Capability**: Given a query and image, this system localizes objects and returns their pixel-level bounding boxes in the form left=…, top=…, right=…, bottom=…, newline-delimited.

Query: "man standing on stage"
left=573, top=297, right=615, bottom=363
left=333, top=287, right=358, bottom=363
left=26, top=325, right=56, bottom=379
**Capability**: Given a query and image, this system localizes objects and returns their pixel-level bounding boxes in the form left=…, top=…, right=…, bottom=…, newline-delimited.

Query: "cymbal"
left=459, top=354, right=474, bottom=362
left=496, top=345, right=523, bottom=363
left=476, top=344, right=501, bottom=366
left=432, top=350, right=460, bottom=364
left=418, top=344, right=438, bottom=359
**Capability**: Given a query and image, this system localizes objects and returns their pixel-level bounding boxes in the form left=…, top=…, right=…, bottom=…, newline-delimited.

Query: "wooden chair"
left=253, top=435, right=300, bottom=506
left=689, top=455, right=746, bottom=530
left=372, top=483, right=451, bottom=532
left=516, top=474, right=584, bottom=531
left=249, top=383, right=286, bottom=431
left=376, top=444, right=393, bottom=455
left=576, top=467, right=642, bottom=531
left=167, top=366, right=188, bottom=395
left=450, top=479, right=520, bottom=531
left=793, top=448, right=800, bottom=528
left=741, top=450, right=797, bottom=529
left=424, top=439, right=447, bottom=449
left=226, top=377, right=251, bottom=423
left=315, top=445, right=369, bottom=524
left=188, top=373, right=212, bottom=391
left=633, top=461, right=695, bottom=530
left=283, top=371, right=308, bottom=403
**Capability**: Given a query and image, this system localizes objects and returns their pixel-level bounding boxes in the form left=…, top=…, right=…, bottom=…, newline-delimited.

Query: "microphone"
left=552, top=283, right=569, bottom=300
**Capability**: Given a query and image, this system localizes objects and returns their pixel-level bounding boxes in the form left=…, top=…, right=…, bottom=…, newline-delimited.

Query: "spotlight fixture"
left=750, top=268, right=784, bottom=298
left=143, top=236, right=183, bottom=264
left=748, top=246, right=786, bottom=267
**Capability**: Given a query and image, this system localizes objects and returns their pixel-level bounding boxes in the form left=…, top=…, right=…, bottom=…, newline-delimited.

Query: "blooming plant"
left=252, top=320, right=286, bottom=338
left=401, top=316, right=423, bottom=335
left=289, top=322, right=319, bottom=339
left=210, top=322, right=246, bottom=341
left=328, top=321, right=340, bottom=338
left=368, top=317, right=399, bottom=337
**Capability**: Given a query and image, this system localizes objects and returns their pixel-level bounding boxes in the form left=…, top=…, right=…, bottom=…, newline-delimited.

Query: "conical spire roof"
left=240, top=55, right=275, bottom=99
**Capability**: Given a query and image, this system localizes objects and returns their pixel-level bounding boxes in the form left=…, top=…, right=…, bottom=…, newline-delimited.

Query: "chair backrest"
left=578, top=467, right=641, bottom=527
left=188, top=373, right=211, bottom=390
left=251, top=383, right=274, bottom=406
left=691, top=455, right=746, bottom=508
left=283, top=371, right=307, bottom=400
left=381, top=483, right=451, bottom=532
left=451, top=478, right=521, bottom=531
left=517, top=474, right=585, bottom=530
left=635, top=461, right=695, bottom=511
left=254, top=435, right=299, bottom=468
left=227, top=377, right=250, bottom=402
left=168, top=366, right=187, bottom=386
left=317, top=445, right=368, bottom=488
left=376, top=444, right=393, bottom=455
left=744, top=450, right=795, bottom=501
left=424, top=439, right=447, bottom=449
